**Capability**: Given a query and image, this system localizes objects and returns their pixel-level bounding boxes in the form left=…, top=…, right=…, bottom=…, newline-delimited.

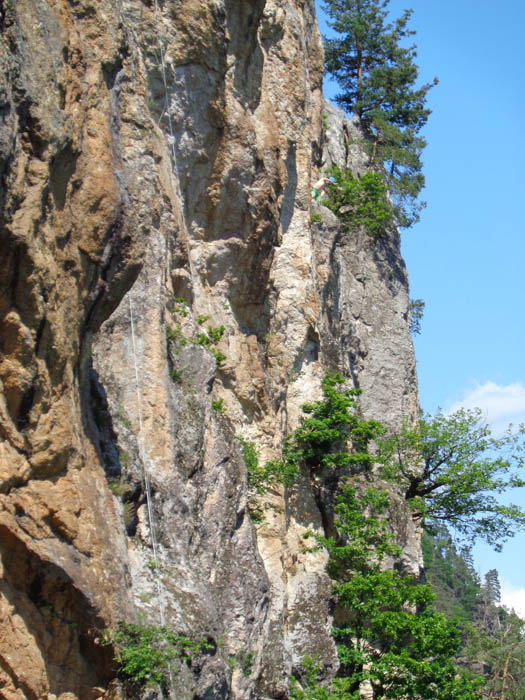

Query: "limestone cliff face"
left=0, top=1, right=419, bottom=699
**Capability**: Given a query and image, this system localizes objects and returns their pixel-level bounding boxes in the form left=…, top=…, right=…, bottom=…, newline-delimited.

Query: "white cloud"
left=447, top=381, right=525, bottom=434
left=501, top=579, right=525, bottom=618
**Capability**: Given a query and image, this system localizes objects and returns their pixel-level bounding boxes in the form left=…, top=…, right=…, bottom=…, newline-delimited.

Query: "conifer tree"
left=483, top=569, right=502, bottom=606
left=322, top=0, right=437, bottom=227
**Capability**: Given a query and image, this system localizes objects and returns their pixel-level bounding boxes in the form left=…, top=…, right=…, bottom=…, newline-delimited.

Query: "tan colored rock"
left=0, top=0, right=420, bottom=698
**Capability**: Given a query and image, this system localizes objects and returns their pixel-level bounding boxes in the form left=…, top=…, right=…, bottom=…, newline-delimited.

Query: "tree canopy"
left=291, top=486, right=482, bottom=700
left=322, top=0, right=437, bottom=227
left=273, top=372, right=384, bottom=480
left=378, top=408, right=525, bottom=549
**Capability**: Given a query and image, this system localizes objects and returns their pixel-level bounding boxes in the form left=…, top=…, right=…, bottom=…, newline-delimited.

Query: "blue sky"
left=316, top=0, right=525, bottom=611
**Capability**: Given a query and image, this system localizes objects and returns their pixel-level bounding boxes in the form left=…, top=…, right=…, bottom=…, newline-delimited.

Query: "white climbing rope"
left=128, top=296, right=165, bottom=624
left=152, top=0, right=178, bottom=166
left=151, top=0, right=199, bottom=292
left=129, top=297, right=177, bottom=699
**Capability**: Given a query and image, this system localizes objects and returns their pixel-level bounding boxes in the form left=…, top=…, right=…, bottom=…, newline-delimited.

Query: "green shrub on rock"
left=323, top=166, right=393, bottom=236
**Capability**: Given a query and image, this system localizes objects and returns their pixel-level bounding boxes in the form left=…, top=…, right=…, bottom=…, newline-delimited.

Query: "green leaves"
left=378, top=408, right=525, bottom=548
left=108, top=623, right=214, bottom=687
left=323, top=167, right=394, bottom=235
left=322, top=0, right=437, bottom=228
left=319, top=485, right=399, bottom=577
left=281, top=372, right=384, bottom=477
left=194, top=325, right=227, bottom=367
left=408, top=298, right=425, bottom=335
left=309, top=482, right=482, bottom=700
left=285, top=382, right=488, bottom=698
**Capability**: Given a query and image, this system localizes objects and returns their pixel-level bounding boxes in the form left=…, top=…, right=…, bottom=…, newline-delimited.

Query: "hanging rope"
left=151, top=0, right=198, bottom=292
left=128, top=296, right=165, bottom=623
left=153, top=0, right=178, bottom=166
left=129, top=297, right=177, bottom=699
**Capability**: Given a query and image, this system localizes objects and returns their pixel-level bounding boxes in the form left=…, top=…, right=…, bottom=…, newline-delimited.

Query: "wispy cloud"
left=501, top=579, right=525, bottom=618
left=447, top=381, right=525, bottom=434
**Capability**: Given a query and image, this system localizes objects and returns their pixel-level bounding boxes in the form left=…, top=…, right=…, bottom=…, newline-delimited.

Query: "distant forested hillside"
left=423, top=526, right=525, bottom=699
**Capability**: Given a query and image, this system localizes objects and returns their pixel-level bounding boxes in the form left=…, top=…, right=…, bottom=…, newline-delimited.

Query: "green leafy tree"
left=483, top=569, right=502, bottom=607
left=466, top=610, right=525, bottom=700
left=378, top=409, right=525, bottom=548
left=322, top=0, right=438, bottom=227
left=422, top=527, right=525, bottom=700
left=292, top=485, right=482, bottom=700
left=271, top=372, right=384, bottom=484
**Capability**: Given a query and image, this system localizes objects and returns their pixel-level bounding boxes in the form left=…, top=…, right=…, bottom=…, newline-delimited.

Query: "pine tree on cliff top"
left=322, top=0, right=438, bottom=227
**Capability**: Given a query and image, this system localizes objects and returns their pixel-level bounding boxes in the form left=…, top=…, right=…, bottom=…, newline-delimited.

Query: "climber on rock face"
left=311, top=176, right=335, bottom=202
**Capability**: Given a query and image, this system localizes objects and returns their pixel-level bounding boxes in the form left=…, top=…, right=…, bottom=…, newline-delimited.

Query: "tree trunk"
left=501, top=652, right=511, bottom=700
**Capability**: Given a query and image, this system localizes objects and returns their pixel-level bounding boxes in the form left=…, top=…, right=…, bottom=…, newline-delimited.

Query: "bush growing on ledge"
left=323, top=166, right=393, bottom=236
left=107, top=623, right=214, bottom=688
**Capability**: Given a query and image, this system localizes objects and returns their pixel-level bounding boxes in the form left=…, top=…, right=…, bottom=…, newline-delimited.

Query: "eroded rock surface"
left=0, top=1, right=420, bottom=698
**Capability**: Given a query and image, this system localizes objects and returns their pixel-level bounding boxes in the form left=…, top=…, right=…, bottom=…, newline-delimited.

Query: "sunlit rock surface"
left=0, top=1, right=419, bottom=697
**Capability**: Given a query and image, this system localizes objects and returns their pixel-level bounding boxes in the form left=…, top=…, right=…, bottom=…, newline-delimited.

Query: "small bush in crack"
left=107, top=623, right=215, bottom=687
left=166, top=324, right=188, bottom=353
left=227, top=651, right=255, bottom=678
left=211, top=398, right=226, bottom=414
left=237, top=650, right=254, bottom=677
left=194, top=326, right=227, bottom=368
left=171, top=297, right=189, bottom=317
left=195, top=325, right=225, bottom=347
left=239, top=438, right=280, bottom=495
left=239, top=437, right=296, bottom=523
left=170, top=368, right=183, bottom=382
left=210, top=348, right=226, bottom=368
left=108, top=480, right=127, bottom=496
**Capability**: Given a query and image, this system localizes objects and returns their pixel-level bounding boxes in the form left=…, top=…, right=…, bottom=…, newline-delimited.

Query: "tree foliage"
left=482, top=569, right=502, bottom=607
left=408, top=297, right=425, bottom=335
left=323, top=166, right=393, bottom=236
left=422, top=526, right=481, bottom=627
left=322, top=0, right=438, bottom=227
left=423, top=526, right=525, bottom=700
left=106, top=623, right=214, bottom=688
left=466, top=609, right=525, bottom=700
left=378, top=408, right=525, bottom=548
left=292, top=486, right=482, bottom=700
left=271, top=372, right=384, bottom=484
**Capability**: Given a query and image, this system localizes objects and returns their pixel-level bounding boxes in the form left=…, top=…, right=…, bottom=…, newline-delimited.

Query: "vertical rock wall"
left=0, top=1, right=420, bottom=698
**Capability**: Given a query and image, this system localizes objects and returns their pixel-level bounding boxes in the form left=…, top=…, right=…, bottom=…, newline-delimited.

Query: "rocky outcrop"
left=0, top=1, right=419, bottom=699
